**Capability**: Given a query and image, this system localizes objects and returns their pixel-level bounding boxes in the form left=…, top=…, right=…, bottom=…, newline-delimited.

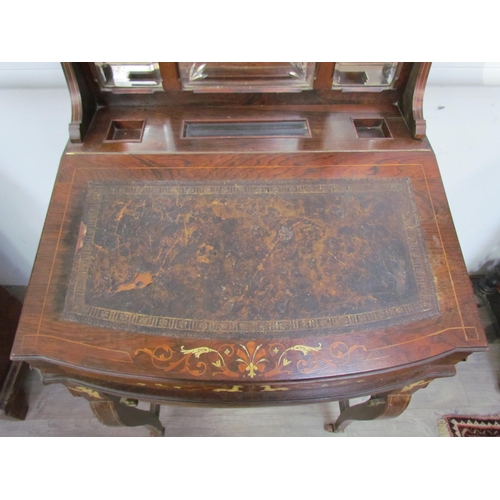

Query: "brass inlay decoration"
left=71, top=386, right=103, bottom=399
left=213, top=386, right=243, bottom=393
left=64, top=179, right=439, bottom=339
left=236, top=343, right=267, bottom=378
left=278, top=343, right=322, bottom=367
left=401, top=380, right=428, bottom=392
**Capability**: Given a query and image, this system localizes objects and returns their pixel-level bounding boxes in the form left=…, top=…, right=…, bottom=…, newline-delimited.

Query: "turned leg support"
left=326, top=393, right=412, bottom=433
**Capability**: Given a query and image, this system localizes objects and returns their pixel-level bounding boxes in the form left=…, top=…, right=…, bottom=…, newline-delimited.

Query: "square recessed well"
left=105, top=120, right=145, bottom=142
left=352, top=118, right=392, bottom=139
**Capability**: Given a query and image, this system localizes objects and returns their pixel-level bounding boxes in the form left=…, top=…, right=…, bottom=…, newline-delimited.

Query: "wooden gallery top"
left=11, top=63, right=487, bottom=435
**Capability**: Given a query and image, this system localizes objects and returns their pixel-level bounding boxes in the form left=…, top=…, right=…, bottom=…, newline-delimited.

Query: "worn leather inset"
left=63, top=178, right=439, bottom=338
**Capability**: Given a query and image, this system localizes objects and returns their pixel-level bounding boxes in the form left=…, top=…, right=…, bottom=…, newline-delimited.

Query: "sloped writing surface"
left=63, top=178, right=439, bottom=339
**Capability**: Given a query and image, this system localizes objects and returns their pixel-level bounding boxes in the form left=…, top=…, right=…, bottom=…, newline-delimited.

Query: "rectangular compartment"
left=183, top=120, right=311, bottom=138
left=352, top=118, right=392, bottom=139
left=105, top=120, right=146, bottom=142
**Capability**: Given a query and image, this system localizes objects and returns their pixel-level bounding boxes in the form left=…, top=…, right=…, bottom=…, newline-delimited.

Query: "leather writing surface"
left=63, top=178, right=439, bottom=338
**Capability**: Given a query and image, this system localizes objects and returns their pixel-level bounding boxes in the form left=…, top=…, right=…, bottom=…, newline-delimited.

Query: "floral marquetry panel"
left=178, top=62, right=316, bottom=92
left=62, top=178, right=439, bottom=339
left=134, top=340, right=360, bottom=379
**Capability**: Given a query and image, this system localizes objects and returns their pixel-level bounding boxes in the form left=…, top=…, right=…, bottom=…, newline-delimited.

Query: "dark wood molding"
left=159, top=62, right=182, bottom=91
left=399, top=62, right=432, bottom=139
left=61, top=62, right=97, bottom=143
left=313, top=62, right=335, bottom=89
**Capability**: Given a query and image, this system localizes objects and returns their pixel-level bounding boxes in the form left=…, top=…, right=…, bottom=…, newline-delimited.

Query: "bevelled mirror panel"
left=179, top=62, right=316, bottom=93
left=332, top=62, right=400, bottom=89
left=95, top=62, right=163, bottom=90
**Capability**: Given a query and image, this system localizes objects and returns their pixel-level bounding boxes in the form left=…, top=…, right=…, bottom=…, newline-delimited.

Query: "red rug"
left=438, top=415, right=500, bottom=437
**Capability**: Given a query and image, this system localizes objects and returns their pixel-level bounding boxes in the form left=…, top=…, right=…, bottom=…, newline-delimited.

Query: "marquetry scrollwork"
left=135, top=340, right=368, bottom=379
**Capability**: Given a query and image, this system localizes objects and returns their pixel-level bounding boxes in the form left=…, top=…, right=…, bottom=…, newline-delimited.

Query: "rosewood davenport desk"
left=11, top=63, right=487, bottom=435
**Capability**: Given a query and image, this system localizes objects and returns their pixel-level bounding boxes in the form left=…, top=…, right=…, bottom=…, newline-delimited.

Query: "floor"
left=1, top=285, right=499, bottom=437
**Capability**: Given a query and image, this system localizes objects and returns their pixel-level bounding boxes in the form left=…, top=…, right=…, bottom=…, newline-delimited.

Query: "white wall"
left=425, top=78, right=500, bottom=274
left=0, top=63, right=499, bottom=285
left=0, top=63, right=69, bottom=284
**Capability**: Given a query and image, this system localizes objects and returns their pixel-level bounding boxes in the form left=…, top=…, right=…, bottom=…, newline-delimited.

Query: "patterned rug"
left=438, top=416, right=500, bottom=437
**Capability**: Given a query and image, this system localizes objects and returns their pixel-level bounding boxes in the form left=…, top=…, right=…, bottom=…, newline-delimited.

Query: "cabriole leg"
left=326, top=393, right=412, bottom=433
left=67, top=385, right=165, bottom=437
